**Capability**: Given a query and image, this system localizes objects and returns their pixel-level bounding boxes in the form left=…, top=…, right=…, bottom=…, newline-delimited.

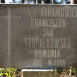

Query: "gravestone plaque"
left=0, top=4, right=77, bottom=68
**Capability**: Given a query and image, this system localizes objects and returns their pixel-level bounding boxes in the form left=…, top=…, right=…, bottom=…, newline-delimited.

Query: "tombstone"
left=0, top=4, right=77, bottom=68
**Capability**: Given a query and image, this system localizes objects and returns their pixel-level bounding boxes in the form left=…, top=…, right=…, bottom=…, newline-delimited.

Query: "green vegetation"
left=0, top=68, right=21, bottom=77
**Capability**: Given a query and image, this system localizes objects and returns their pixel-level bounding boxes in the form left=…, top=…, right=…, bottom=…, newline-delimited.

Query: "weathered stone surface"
left=0, top=5, right=8, bottom=67
left=0, top=4, right=77, bottom=68
left=22, top=70, right=60, bottom=77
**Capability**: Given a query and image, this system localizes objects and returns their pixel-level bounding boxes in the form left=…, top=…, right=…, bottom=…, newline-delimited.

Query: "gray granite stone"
left=0, top=4, right=77, bottom=68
